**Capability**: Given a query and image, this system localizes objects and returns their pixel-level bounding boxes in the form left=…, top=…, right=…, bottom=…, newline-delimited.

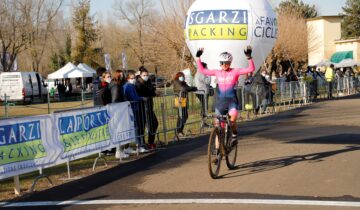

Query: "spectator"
left=135, top=66, right=159, bottom=150
left=124, top=72, right=148, bottom=153
left=325, top=64, right=335, bottom=99
left=103, top=70, right=127, bottom=158
left=172, top=72, right=197, bottom=137
left=194, top=62, right=211, bottom=120
left=65, top=79, right=72, bottom=98
left=49, top=87, right=56, bottom=98
left=95, top=72, right=112, bottom=106
left=287, top=69, right=298, bottom=102
left=244, top=72, right=255, bottom=111
left=109, top=70, right=125, bottom=103
left=259, top=69, right=275, bottom=114
left=279, top=71, right=287, bottom=96
left=335, top=68, right=344, bottom=95
left=57, top=80, right=66, bottom=101
left=93, top=67, right=107, bottom=106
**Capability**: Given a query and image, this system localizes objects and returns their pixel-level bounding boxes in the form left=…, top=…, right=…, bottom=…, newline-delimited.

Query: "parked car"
left=0, top=72, right=48, bottom=103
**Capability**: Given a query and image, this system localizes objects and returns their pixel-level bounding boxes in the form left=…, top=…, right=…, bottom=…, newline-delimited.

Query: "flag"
left=121, top=50, right=127, bottom=70
left=104, top=54, right=111, bottom=71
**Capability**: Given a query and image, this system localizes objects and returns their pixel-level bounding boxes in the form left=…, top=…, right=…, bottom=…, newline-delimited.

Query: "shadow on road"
left=220, top=145, right=360, bottom=179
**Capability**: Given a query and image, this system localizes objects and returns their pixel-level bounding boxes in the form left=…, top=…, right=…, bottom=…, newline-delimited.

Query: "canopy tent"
left=330, top=51, right=353, bottom=63
left=315, top=60, right=334, bottom=67
left=48, top=62, right=94, bottom=79
left=77, top=63, right=96, bottom=75
left=335, top=59, right=359, bottom=68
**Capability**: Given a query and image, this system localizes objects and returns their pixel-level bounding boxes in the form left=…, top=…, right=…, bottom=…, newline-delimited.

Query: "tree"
left=342, top=0, right=360, bottom=39
left=277, top=0, right=317, bottom=19
left=48, top=34, right=71, bottom=71
left=72, top=0, right=100, bottom=65
left=0, top=0, right=62, bottom=72
left=113, top=0, right=155, bottom=66
left=27, top=0, right=64, bottom=72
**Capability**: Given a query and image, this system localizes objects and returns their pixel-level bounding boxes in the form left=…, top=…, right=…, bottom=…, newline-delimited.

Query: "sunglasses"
left=220, top=61, right=231, bottom=65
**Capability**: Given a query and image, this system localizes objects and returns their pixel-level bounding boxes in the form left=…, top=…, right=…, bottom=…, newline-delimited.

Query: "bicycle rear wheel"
left=208, top=127, right=222, bottom=179
left=226, top=132, right=238, bottom=170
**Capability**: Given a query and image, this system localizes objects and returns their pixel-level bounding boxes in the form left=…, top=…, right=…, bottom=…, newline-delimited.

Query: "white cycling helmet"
left=219, top=52, right=233, bottom=63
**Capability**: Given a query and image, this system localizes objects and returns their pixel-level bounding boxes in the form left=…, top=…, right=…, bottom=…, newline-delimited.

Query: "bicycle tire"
left=225, top=133, right=238, bottom=170
left=208, top=127, right=222, bottom=179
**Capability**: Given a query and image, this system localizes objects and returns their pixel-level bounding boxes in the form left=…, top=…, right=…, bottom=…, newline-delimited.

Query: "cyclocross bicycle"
left=208, top=114, right=238, bottom=179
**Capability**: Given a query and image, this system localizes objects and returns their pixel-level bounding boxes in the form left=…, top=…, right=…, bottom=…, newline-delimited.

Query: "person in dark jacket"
left=135, top=66, right=158, bottom=150
left=95, top=72, right=112, bottom=106
left=109, top=70, right=125, bottom=103
left=172, top=72, right=197, bottom=137
left=124, top=72, right=148, bottom=153
left=93, top=67, right=107, bottom=106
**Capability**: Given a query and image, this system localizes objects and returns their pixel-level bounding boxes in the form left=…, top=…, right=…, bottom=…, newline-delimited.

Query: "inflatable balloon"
left=184, top=0, right=277, bottom=85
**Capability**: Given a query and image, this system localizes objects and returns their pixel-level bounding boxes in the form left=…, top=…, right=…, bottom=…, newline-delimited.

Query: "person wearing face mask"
left=109, top=70, right=125, bottom=103
left=135, top=66, right=159, bottom=150
left=172, top=72, right=197, bottom=137
left=124, top=72, right=149, bottom=153
left=95, top=71, right=112, bottom=106
left=259, top=69, right=275, bottom=114
left=196, top=46, right=254, bottom=147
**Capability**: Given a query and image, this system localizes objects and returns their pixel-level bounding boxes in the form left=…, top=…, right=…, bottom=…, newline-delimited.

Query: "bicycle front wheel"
left=226, top=134, right=238, bottom=170
left=208, top=127, right=222, bottom=179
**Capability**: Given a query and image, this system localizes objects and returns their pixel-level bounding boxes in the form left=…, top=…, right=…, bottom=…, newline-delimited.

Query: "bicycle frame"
left=214, top=115, right=231, bottom=156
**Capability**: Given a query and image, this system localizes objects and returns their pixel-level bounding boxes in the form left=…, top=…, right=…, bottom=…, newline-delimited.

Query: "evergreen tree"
left=277, top=0, right=317, bottom=18
left=72, top=0, right=99, bottom=65
left=49, top=52, right=60, bottom=71
left=64, top=34, right=72, bottom=63
left=342, top=0, right=360, bottom=39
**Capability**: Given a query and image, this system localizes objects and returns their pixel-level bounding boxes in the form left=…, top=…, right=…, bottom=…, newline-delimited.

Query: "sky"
left=86, top=0, right=347, bottom=18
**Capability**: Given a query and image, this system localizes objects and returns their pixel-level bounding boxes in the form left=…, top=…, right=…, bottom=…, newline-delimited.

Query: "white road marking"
left=2, top=199, right=360, bottom=207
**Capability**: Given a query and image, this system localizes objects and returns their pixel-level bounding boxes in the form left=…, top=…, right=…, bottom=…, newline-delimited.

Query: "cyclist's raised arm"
left=195, top=48, right=217, bottom=76
left=233, top=59, right=255, bottom=76
left=233, top=46, right=255, bottom=76
left=196, top=58, right=217, bottom=76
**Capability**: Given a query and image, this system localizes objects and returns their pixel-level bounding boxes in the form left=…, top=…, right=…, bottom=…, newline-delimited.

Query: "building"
left=307, top=16, right=360, bottom=67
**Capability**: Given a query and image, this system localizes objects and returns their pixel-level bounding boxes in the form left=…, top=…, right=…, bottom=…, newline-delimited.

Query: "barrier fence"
left=1, top=76, right=360, bottom=197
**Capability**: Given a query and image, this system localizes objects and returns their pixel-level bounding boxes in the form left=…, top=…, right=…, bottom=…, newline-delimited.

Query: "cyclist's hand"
left=244, top=45, right=252, bottom=59
left=196, top=48, right=204, bottom=58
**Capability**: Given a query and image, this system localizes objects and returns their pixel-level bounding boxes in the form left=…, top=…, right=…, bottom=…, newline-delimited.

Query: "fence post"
left=4, top=93, right=8, bottom=118
left=160, top=103, right=168, bottom=145
left=47, top=90, right=51, bottom=114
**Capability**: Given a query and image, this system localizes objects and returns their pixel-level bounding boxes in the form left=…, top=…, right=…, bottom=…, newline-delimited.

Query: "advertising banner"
left=54, top=106, right=112, bottom=161
left=107, top=102, right=136, bottom=145
left=0, top=102, right=137, bottom=180
left=0, top=115, right=61, bottom=179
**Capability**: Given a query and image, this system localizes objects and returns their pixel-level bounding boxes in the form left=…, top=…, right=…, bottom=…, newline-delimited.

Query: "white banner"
left=108, top=102, right=136, bottom=145
left=0, top=115, right=61, bottom=179
left=54, top=106, right=112, bottom=162
left=53, top=102, right=136, bottom=163
left=0, top=102, right=136, bottom=179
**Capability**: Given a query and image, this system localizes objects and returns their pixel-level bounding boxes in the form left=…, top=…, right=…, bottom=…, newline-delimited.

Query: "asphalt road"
left=3, top=95, right=360, bottom=210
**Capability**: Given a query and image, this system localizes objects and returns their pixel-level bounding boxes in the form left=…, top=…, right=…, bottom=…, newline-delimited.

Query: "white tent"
left=335, top=59, right=359, bottom=68
left=77, top=63, right=96, bottom=75
left=48, top=62, right=94, bottom=79
left=316, top=60, right=333, bottom=67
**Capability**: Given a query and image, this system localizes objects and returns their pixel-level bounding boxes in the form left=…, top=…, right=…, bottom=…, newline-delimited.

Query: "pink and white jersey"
left=196, top=59, right=255, bottom=98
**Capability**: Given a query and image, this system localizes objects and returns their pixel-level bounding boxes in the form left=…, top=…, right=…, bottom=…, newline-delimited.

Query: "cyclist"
left=195, top=46, right=255, bottom=146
